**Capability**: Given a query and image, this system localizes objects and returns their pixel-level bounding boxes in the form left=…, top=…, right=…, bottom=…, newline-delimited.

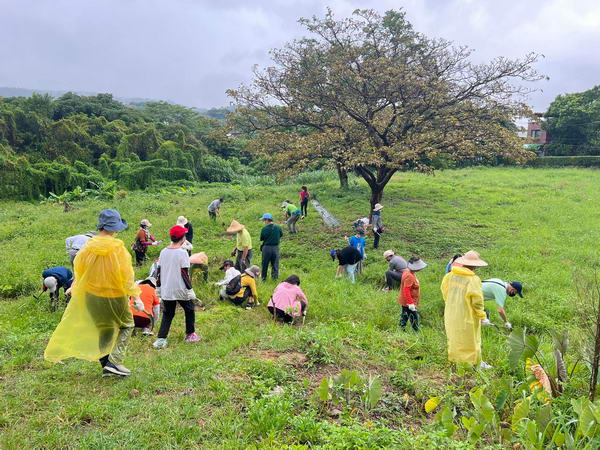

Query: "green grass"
left=0, top=167, right=596, bottom=448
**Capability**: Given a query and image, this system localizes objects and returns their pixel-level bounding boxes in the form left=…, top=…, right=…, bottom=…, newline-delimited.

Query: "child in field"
left=398, top=258, right=427, bottom=331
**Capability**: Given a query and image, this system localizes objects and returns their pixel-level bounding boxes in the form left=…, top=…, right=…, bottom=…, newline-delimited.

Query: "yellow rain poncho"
left=441, top=266, right=486, bottom=365
left=45, top=235, right=141, bottom=363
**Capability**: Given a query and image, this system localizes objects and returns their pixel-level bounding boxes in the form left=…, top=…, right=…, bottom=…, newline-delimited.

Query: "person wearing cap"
left=132, top=219, right=158, bottom=266
left=65, top=232, right=95, bottom=266
left=371, top=203, right=384, bottom=249
left=281, top=200, right=302, bottom=234
left=440, top=250, right=491, bottom=369
left=398, top=258, right=427, bottom=332
left=227, top=220, right=253, bottom=272
left=177, top=216, right=194, bottom=243
left=383, top=250, right=408, bottom=291
left=45, top=209, right=144, bottom=378
left=346, top=230, right=367, bottom=273
left=208, top=197, right=224, bottom=221
left=267, top=275, right=308, bottom=324
left=332, top=246, right=362, bottom=283
left=129, top=277, right=161, bottom=335
left=481, top=279, right=523, bottom=330
left=227, top=265, right=261, bottom=309
left=42, top=266, right=73, bottom=309
left=216, top=259, right=242, bottom=299
left=153, top=225, right=199, bottom=349
left=259, top=213, right=284, bottom=281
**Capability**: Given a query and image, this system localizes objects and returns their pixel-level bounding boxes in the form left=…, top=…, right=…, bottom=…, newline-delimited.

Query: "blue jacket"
left=42, top=266, right=73, bottom=289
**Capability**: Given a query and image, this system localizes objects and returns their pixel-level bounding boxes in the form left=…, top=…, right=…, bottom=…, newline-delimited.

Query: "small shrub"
left=247, top=396, right=293, bottom=437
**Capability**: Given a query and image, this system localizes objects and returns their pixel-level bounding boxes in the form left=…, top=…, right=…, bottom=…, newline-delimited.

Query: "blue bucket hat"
left=97, top=209, right=128, bottom=232
left=259, top=213, right=273, bottom=221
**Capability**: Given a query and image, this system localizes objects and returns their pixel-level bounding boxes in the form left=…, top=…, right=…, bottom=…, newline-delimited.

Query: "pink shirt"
left=268, top=282, right=308, bottom=317
left=299, top=190, right=309, bottom=202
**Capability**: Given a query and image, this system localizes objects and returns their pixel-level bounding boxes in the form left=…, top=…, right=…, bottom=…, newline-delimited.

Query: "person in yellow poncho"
left=440, top=250, right=492, bottom=370
left=45, top=209, right=143, bottom=378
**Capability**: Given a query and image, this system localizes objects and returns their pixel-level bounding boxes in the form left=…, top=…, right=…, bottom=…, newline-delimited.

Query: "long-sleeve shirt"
left=260, top=224, right=283, bottom=246
left=42, top=266, right=73, bottom=289
left=65, top=234, right=92, bottom=255
left=184, top=222, right=194, bottom=243
left=399, top=270, right=420, bottom=306
left=136, top=228, right=156, bottom=247
left=268, top=282, right=308, bottom=317
left=217, top=267, right=241, bottom=286
left=372, top=211, right=383, bottom=231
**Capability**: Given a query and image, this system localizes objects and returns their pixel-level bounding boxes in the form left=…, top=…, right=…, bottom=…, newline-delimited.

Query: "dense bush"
left=527, top=156, right=600, bottom=168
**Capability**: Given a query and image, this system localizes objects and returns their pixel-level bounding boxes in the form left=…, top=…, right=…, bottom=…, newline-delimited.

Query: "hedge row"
left=527, top=156, right=600, bottom=168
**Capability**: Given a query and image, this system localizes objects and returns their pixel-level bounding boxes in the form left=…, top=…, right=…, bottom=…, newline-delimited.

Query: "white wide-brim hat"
left=408, top=259, right=428, bottom=271
left=373, top=203, right=384, bottom=211
left=177, top=216, right=188, bottom=226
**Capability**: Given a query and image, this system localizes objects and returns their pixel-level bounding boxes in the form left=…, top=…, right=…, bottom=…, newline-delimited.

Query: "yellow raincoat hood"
left=45, top=235, right=140, bottom=363
left=441, top=265, right=487, bottom=365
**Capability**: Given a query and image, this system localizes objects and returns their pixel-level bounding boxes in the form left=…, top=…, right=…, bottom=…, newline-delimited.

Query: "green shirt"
left=482, top=279, right=508, bottom=308
left=236, top=228, right=252, bottom=251
left=285, top=204, right=300, bottom=215
left=260, top=223, right=283, bottom=246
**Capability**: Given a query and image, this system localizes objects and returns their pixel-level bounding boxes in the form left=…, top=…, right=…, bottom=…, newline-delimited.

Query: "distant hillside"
left=0, top=86, right=155, bottom=106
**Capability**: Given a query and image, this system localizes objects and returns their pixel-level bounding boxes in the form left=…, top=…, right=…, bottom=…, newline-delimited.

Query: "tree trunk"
left=369, top=185, right=383, bottom=212
left=337, top=165, right=349, bottom=190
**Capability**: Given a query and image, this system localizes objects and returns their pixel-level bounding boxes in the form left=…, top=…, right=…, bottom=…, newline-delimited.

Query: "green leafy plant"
left=313, top=370, right=383, bottom=415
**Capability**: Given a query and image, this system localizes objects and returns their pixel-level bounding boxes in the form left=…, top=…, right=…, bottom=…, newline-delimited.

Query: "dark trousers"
left=208, top=211, right=216, bottom=221
left=235, top=249, right=253, bottom=272
left=300, top=200, right=308, bottom=216
left=157, top=300, right=195, bottom=339
left=133, top=315, right=152, bottom=329
left=261, top=245, right=280, bottom=280
left=400, top=306, right=420, bottom=331
left=385, top=270, right=403, bottom=289
left=229, top=287, right=252, bottom=306
left=268, top=302, right=306, bottom=323
left=135, top=249, right=146, bottom=265
left=373, top=230, right=381, bottom=249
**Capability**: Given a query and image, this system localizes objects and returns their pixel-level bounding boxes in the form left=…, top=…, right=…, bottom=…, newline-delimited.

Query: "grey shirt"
left=388, top=255, right=408, bottom=272
left=208, top=199, right=222, bottom=212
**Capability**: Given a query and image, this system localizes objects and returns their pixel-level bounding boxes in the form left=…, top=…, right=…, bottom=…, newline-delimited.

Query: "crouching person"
left=129, top=277, right=161, bottom=335
left=42, top=265, right=73, bottom=311
left=152, top=225, right=200, bottom=349
left=216, top=260, right=241, bottom=300
left=267, top=275, right=308, bottom=324
left=227, top=265, right=261, bottom=310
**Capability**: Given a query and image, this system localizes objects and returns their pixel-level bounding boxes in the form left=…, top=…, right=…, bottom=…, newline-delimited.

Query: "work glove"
left=505, top=321, right=513, bottom=330
left=481, top=318, right=492, bottom=326
left=133, top=297, right=145, bottom=312
left=408, top=303, right=417, bottom=312
left=187, top=289, right=197, bottom=301
left=151, top=241, right=159, bottom=246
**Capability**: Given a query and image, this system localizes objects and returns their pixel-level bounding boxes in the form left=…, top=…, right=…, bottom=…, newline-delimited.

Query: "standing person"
left=177, top=216, right=193, bottom=243
left=259, top=213, right=284, bottom=281
left=299, top=186, right=310, bottom=218
left=371, top=203, right=384, bottom=249
left=346, top=231, right=367, bottom=273
left=445, top=254, right=463, bottom=274
left=132, top=219, right=158, bottom=266
left=227, top=220, right=253, bottom=272
left=440, top=250, right=491, bottom=369
left=383, top=250, right=408, bottom=291
left=129, top=277, right=161, bottom=335
left=65, top=232, right=95, bottom=266
left=267, top=275, right=308, bottom=324
left=481, top=279, right=523, bottom=330
left=45, top=209, right=143, bottom=377
left=332, top=246, right=362, bottom=283
left=281, top=200, right=302, bottom=234
left=399, top=258, right=427, bottom=332
left=216, top=260, right=241, bottom=300
left=153, top=226, right=199, bottom=349
left=208, top=198, right=224, bottom=221
left=226, top=265, right=261, bottom=309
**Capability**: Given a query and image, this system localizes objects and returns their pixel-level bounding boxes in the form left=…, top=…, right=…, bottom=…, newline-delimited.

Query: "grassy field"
left=0, top=167, right=598, bottom=448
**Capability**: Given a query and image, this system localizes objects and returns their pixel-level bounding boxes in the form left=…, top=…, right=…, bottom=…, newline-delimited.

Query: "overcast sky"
left=1, top=0, right=599, bottom=111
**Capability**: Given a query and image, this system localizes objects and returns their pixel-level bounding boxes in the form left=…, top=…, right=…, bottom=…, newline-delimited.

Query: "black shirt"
left=338, top=246, right=361, bottom=266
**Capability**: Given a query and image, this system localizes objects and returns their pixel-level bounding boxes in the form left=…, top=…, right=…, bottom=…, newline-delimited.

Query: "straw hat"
left=407, top=258, right=428, bottom=271
left=140, top=219, right=152, bottom=228
left=373, top=203, right=384, bottom=211
left=383, top=250, right=395, bottom=259
left=455, top=250, right=488, bottom=267
left=189, top=252, right=208, bottom=265
left=176, top=216, right=188, bottom=226
left=245, top=265, right=261, bottom=278
left=226, top=220, right=245, bottom=233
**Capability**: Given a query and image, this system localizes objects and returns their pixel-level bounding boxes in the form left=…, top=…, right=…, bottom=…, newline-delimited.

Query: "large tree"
left=228, top=9, right=542, bottom=208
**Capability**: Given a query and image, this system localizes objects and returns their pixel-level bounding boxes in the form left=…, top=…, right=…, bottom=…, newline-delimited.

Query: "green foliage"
left=528, top=156, right=600, bottom=167
left=313, top=369, right=383, bottom=415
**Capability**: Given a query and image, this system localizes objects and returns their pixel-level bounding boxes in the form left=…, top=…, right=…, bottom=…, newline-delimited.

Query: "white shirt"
left=65, top=234, right=92, bottom=254
left=217, top=267, right=241, bottom=286
left=157, top=247, right=190, bottom=300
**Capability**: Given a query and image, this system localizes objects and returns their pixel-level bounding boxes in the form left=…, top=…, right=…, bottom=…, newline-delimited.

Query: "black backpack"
left=225, top=275, right=242, bottom=296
